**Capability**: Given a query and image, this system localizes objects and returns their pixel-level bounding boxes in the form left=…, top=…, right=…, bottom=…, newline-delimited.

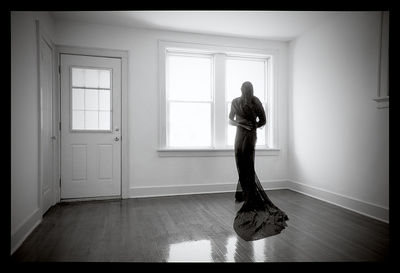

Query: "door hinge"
left=58, top=65, right=61, bottom=74
left=59, top=122, right=61, bottom=131
left=59, top=178, right=61, bottom=188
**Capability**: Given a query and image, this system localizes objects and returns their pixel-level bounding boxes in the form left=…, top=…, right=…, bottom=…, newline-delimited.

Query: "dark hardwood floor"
left=11, top=189, right=389, bottom=262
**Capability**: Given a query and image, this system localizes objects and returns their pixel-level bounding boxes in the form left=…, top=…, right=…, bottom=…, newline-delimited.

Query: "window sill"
left=157, top=148, right=280, bottom=157
left=373, top=96, right=389, bottom=109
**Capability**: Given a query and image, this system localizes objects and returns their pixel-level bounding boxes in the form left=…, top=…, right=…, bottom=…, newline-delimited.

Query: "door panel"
left=60, top=54, right=121, bottom=199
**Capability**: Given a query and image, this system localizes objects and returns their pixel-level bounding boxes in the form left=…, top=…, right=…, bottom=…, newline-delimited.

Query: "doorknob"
left=114, top=137, right=120, bottom=141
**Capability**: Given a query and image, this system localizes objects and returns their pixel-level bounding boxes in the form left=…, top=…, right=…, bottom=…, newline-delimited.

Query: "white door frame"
left=36, top=20, right=58, bottom=215
left=54, top=45, right=129, bottom=202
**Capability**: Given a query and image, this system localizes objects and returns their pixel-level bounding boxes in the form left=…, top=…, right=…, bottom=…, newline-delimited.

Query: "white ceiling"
left=50, top=10, right=342, bottom=41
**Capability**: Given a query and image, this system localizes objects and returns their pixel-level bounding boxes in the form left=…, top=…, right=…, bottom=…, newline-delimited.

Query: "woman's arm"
left=254, top=98, right=266, bottom=128
left=229, top=101, right=252, bottom=131
left=229, top=119, right=252, bottom=130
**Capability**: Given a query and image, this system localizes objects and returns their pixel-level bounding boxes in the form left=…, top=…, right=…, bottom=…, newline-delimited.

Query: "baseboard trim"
left=10, top=208, right=42, bottom=255
left=130, top=179, right=388, bottom=223
left=288, top=180, right=389, bottom=223
left=129, top=180, right=289, bottom=198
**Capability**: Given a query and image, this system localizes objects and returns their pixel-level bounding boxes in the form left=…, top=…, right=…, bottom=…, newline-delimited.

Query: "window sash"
left=166, top=51, right=214, bottom=102
left=165, top=52, right=214, bottom=148
left=166, top=101, right=214, bottom=148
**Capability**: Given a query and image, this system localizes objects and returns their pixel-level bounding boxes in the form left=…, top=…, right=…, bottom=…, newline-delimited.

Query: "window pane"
left=72, top=88, right=85, bottom=110
left=84, top=69, right=99, bottom=88
left=71, top=67, right=113, bottom=131
left=167, top=54, right=212, bottom=101
left=72, top=68, right=111, bottom=89
left=226, top=58, right=266, bottom=101
left=72, top=110, right=85, bottom=130
left=85, top=110, right=98, bottom=130
left=169, top=102, right=211, bottom=147
left=99, top=70, right=111, bottom=89
left=99, top=111, right=111, bottom=130
left=257, top=125, right=266, bottom=146
left=72, top=68, right=85, bottom=87
left=85, top=89, right=99, bottom=111
left=99, top=90, right=111, bottom=111
left=227, top=102, right=236, bottom=146
left=227, top=102, right=266, bottom=146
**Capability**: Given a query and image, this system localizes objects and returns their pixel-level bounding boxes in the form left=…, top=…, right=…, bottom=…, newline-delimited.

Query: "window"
left=159, top=41, right=278, bottom=155
left=71, top=68, right=112, bottom=131
left=167, top=53, right=213, bottom=147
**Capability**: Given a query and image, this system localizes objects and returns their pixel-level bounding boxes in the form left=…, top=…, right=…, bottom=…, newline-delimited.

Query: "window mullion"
left=213, top=53, right=226, bottom=148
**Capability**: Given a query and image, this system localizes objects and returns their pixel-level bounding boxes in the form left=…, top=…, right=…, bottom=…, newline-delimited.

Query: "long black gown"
left=230, top=96, right=289, bottom=241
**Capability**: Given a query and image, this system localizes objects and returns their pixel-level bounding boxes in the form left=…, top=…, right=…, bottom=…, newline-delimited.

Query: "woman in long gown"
left=229, top=81, right=288, bottom=241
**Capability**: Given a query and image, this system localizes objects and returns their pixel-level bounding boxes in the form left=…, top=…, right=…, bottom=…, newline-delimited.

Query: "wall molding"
left=130, top=179, right=389, bottom=223
left=288, top=179, right=389, bottom=223
left=157, top=148, right=281, bottom=157
left=130, top=180, right=289, bottom=198
left=11, top=208, right=42, bottom=255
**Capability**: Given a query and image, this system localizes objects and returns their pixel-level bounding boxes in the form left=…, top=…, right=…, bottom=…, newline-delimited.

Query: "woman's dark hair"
left=240, top=81, right=257, bottom=122
left=241, top=81, right=254, bottom=105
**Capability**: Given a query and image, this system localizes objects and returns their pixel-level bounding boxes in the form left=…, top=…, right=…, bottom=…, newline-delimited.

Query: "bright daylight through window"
left=163, top=44, right=273, bottom=151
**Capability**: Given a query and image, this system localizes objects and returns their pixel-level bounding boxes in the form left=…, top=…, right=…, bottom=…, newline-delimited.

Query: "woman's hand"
left=229, top=118, right=253, bottom=130
left=239, top=122, right=253, bottom=131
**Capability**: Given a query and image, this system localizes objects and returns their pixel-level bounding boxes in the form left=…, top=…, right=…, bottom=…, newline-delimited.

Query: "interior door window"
left=71, top=67, right=112, bottom=131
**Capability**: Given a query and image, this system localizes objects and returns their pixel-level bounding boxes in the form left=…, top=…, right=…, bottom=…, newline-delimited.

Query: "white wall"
left=288, top=12, right=389, bottom=219
left=53, top=20, right=290, bottom=197
left=11, top=11, right=55, bottom=252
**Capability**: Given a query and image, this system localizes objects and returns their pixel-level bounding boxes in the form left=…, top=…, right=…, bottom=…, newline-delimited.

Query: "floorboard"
left=11, top=189, right=389, bottom=262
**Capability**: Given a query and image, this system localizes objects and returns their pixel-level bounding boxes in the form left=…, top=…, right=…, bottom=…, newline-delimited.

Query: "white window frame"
left=69, top=66, right=114, bottom=133
left=165, top=51, right=215, bottom=148
left=158, top=40, right=280, bottom=157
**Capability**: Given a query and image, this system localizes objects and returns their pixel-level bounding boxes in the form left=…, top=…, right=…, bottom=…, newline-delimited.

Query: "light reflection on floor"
left=167, top=235, right=269, bottom=262
left=224, top=236, right=238, bottom=262
left=252, top=238, right=266, bottom=262
left=167, top=239, right=212, bottom=262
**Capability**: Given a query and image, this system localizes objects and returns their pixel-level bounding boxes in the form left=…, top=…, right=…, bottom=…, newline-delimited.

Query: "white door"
left=39, top=36, right=54, bottom=213
left=60, top=54, right=121, bottom=199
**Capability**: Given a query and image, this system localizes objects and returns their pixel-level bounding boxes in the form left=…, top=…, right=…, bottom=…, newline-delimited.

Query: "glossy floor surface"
left=12, top=190, right=389, bottom=262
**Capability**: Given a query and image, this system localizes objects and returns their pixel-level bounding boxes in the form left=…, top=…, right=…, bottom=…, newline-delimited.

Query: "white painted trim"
left=374, top=11, right=389, bottom=108
left=10, top=208, right=42, bottom=255
left=288, top=179, right=389, bottom=223
left=157, top=148, right=280, bottom=157
left=54, top=45, right=130, bottom=199
left=129, top=180, right=289, bottom=198
left=35, top=20, right=43, bottom=217
left=36, top=20, right=57, bottom=216
left=60, top=196, right=121, bottom=203
left=373, top=96, right=389, bottom=109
